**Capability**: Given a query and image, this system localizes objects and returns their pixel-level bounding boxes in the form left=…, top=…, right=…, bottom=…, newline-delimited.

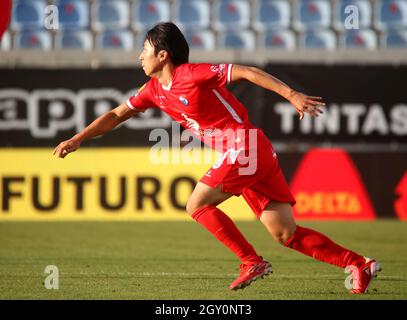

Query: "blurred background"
left=0, top=0, right=406, bottom=221
left=2, top=0, right=407, bottom=55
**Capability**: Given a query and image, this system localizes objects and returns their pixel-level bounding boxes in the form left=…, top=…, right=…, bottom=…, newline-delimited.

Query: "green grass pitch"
left=0, top=220, right=406, bottom=300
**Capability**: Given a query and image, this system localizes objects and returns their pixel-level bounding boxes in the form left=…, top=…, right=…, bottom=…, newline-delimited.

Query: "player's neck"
left=155, top=63, right=176, bottom=88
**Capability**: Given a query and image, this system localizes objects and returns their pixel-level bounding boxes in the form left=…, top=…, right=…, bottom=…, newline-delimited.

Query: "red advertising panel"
left=395, top=172, right=407, bottom=221
left=0, top=0, right=11, bottom=39
left=290, top=149, right=376, bottom=220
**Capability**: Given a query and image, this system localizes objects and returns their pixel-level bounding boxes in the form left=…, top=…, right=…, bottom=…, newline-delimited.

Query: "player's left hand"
left=288, top=91, right=325, bottom=120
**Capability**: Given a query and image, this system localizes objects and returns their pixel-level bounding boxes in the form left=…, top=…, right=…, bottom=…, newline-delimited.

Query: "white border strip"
left=227, top=63, right=233, bottom=84
left=126, top=99, right=135, bottom=110
left=212, top=89, right=243, bottom=124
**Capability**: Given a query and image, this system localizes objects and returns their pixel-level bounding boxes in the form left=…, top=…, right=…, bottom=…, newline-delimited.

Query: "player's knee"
left=185, top=201, right=195, bottom=216
left=272, top=227, right=296, bottom=245
left=186, top=200, right=204, bottom=216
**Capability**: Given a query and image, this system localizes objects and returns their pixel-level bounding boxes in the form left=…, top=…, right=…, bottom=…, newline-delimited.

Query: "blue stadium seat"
left=334, top=0, right=372, bottom=31
left=11, top=0, right=46, bottom=31
left=97, top=30, right=134, bottom=50
left=92, top=0, right=130, bottom=31
left=375, top=0, right=407, bottom=30
left=213, top=0, right=251, bottom=31
left=381, top=30, right=407, bottom=48
left=56, top=0, right=89, bottom=30
left=132, top=0, right=170, bottom=32
left=340, top=29, right=377, bottom=49
left=1, top=32, right=11, bottom=50
left=294, top=0, right=331, bottom=31
left=14, top=31, right=52, bottom=50
left=259, top=29, right=296, bottom=50
left=173, top=0, right=210, bottom=30
left=253, top=0, right=291, bottom=31
left=184, top=30, right=215, bottom=50
left=218, top=30, right=256, bottom=50
left=56, top=31, right=93, bottom=50
left=299, top=30, right=336, bottom=50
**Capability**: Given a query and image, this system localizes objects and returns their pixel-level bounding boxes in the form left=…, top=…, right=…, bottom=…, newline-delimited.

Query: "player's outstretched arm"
left=53, top=103, right=137, bottom=158
left=231, top=64, right=325, bottom=120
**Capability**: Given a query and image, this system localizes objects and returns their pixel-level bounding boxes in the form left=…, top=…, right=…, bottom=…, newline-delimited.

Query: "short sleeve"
left=126, top=81, right=156, bottom=112
left=190, top=63, right=233, bottom=88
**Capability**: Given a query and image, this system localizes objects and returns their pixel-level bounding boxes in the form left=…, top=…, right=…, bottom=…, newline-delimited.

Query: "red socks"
left=284, top=225, right=365, bottom=268
left=191, top=205, right=261, bottom=264
left=191, top=205, right=363, bottom=269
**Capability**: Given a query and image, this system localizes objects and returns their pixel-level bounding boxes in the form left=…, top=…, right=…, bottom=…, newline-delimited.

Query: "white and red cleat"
left=229, top=258, right=272, bottom=290
left=348, top=257, right=381, bottom=294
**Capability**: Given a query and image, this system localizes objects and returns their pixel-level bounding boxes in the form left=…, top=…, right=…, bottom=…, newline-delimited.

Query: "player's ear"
left=158, top=50, right=169, bottom=62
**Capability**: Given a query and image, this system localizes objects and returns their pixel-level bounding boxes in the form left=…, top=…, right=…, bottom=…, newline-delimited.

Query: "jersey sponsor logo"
left=154, top=94, right=167, bottom=108
left=181, top=113, right=200, bottom=131
left=218, top=64, right=226, bottom=79
left=180, top=113, right=221, bottom=138
left=210, top=64, right=227, bottom=80
left=210, top=65, right=219, bottom=72
left=179, top=96, right=189, bottom=106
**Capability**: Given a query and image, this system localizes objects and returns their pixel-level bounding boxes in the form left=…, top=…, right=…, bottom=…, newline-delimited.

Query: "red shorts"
left=200, top=129, right=296, bottom=219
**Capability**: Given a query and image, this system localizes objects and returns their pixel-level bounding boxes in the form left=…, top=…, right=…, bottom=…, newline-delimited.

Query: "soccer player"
left=54, top=22, right=380, bottom=293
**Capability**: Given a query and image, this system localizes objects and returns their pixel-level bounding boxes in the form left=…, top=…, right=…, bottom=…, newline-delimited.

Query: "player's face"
left=139, top=40, right=162, bottom=77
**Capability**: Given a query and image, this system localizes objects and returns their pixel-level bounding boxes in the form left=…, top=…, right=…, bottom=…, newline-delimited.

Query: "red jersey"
left=127, top=63, right=295, bottom=211
left=126, top=63, right=257, bottom=153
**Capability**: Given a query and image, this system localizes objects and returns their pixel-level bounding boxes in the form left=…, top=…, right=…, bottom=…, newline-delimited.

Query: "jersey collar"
left=161, top=81, right=172, bottom=91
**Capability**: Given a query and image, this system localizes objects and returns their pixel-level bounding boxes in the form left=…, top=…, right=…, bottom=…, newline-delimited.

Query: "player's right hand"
left=287, top=90, right=325, bottom=120
left=53, top=138, right=81, bottom=159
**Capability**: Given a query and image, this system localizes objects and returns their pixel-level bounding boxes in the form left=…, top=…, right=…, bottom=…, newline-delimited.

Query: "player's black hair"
left=145, top=22, right=189, bottom=66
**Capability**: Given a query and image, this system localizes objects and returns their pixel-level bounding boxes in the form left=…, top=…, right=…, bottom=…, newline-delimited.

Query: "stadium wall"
left=0, top=65, right=406, bottom=221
